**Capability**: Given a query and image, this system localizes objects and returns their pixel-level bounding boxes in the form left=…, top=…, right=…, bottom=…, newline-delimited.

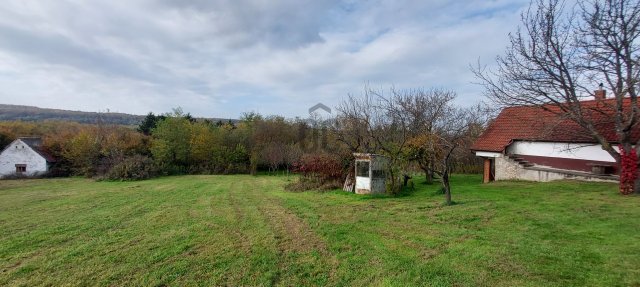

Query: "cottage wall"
left=355, top=176, right=371, bottom=194
left=0, top=140, right=48, bottom=177
left=494, top=155, right=565, bottom=181
left=370, top=156, right=387, bottom=193
left=507, top=141, right=615, bottom=162
left=494, top=155, right=518, bottom=181
left=494, top=154, right=615, bottom=182
left=370, top=178, right=386, bottom=193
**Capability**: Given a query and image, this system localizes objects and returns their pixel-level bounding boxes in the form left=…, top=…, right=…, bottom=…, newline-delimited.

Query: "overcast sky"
left=0, top=0, right=529, bottom=118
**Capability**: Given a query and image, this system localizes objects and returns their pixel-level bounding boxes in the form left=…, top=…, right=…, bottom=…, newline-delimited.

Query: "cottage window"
left=372, top=169, right=385, bottom=179
left=356, top=161, right=370, bottom=177
left=15, top=164, right=26, bottom=173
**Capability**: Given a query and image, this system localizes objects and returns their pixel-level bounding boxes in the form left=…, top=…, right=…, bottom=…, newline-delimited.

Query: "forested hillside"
left=0, top=104, right=236, bottom=126
left=0, top=104, right=144, bottom=125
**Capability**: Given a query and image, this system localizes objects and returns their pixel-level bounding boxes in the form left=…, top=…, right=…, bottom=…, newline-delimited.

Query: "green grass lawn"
left=0, top=175, right=639, bottom=286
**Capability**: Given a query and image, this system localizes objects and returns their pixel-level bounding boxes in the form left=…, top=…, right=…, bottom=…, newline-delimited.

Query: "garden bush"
left=286, top=152, right=345, bottom=191
left=105, top=155, right=157, bottom=181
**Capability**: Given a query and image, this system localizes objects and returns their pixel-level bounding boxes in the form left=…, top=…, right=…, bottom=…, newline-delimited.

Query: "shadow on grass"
left=326, top=175, right=485, bottom=202
left=330, top=185, right=421, bottom=200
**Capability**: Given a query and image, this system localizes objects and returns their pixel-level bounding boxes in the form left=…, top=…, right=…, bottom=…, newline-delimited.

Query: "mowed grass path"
left=0, top=175, right=639, bottom=286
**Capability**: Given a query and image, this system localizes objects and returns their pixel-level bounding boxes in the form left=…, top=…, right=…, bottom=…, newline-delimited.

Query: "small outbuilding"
left=0, top=137, right=55, bottom=178
left=353, top=153, right=388, bottom=194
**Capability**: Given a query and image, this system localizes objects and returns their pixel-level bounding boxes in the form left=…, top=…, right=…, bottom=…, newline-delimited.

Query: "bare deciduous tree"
left=262, top=142, right=282, bottom=174
left=400, top=89, right=457, bottom=183
left=283, top=143, right=303, bottom=176
left=430, top=105, right=486, bottom=205
left=335, top=86, right=486, bottom=201
left=333, top=90, right=377, bottom=154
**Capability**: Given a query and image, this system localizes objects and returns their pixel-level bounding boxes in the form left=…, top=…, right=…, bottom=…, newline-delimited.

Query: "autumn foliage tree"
left=150, top=115, right=193, bottom=173
left=63, top=129, right=100, bottom=175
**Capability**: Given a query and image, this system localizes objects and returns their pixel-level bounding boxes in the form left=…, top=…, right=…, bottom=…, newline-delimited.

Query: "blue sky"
left=0, top=0, right=529, bottom=118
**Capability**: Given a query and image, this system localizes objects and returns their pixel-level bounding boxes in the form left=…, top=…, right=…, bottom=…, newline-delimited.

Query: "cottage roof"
left=353, top=153, right=387, bottom=160
left=19, top=137, right=42, bottom=148
left=471, top=98, right=640, bottom=153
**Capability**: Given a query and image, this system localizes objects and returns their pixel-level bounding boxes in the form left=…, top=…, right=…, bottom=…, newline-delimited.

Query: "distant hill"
left=0, top=104, right=237, bottom=125
left=0, top=104, right=145, bottom=125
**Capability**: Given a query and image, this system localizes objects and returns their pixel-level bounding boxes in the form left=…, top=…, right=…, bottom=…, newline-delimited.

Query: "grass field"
left=0, top=175, right=639, bottom=286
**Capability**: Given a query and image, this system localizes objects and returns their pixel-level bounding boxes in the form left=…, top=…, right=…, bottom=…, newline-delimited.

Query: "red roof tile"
left=471, top=98, right=640, bottom=152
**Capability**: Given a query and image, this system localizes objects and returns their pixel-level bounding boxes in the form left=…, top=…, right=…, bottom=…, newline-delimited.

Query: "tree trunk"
left=390, top=176, right=396, bottom=194
left=423, top=168, right=433, bottom=184
left=442, top=170, right=452, bottom=205
left=403, top=174, right=411, bottom=187
left=387, top=165, right=401, bottom=194
left=388, top=168, right=395, bottom=193
left=428, top=162, right=435, bottom=184
left=250, top=151, right=258, bottom=176
left=442, top=144, right=456, bottom=205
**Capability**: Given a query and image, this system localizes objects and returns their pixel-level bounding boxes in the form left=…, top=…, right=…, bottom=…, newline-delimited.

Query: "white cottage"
left=353, top=153, right=388, bottom=194
left=0, top=137, right=55, bottom=178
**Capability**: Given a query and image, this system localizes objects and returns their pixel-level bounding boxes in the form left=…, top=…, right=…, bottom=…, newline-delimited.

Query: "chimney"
left=594, top=83, right=606, bottom=100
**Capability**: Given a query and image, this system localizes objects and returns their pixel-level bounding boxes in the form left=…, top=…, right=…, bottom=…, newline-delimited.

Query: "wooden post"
left=483, top=158, right=491, bottom=183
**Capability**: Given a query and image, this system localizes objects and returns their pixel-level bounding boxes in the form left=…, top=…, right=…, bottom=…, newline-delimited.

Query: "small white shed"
left=0, top=137, right=54, bottom=178
left=354, top=153, right=388, bottom=194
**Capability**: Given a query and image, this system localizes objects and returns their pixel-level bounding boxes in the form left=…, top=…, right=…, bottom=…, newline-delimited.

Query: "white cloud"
left=0, top=0, right=529, bottom=118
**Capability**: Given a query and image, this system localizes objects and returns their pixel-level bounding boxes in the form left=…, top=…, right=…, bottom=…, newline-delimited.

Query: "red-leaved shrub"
left=293, top=152, right=344, bottom=181
left=618, top=145, right=638, bottom=195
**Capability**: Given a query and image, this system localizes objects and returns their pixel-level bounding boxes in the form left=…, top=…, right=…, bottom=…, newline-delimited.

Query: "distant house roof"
left=471, top=98, right=640, bottom=153
left=0, top=137, right=56, bottom=162
left=21, top=137, right=56, bottom=162
left=19, top=137, right=43, bottom=148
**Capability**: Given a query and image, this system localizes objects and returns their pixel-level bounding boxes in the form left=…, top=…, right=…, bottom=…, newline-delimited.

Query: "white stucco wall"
left=355, top=176, right=371, bottom=194
left=0, top=139, right=48, bottom=177
left=506, top=141, right=616, bottom=162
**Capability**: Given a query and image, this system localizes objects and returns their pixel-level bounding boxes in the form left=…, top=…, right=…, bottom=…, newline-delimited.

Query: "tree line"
left=0, top=90, right=486, bottom=202
left=0, top=108, right=345, bottom=179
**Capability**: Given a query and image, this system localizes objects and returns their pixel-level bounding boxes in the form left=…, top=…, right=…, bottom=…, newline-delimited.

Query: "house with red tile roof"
left=471, top=91, right=637, bottom=183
